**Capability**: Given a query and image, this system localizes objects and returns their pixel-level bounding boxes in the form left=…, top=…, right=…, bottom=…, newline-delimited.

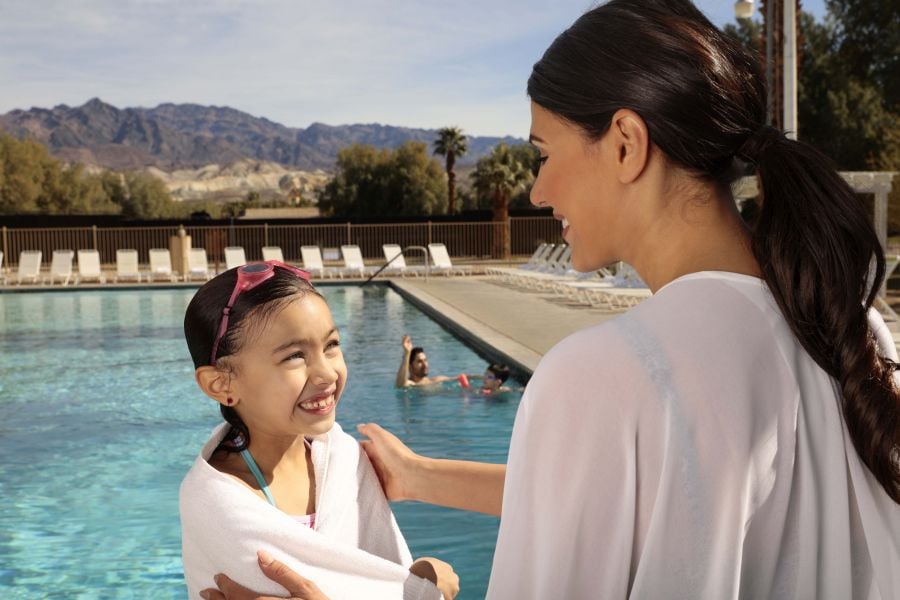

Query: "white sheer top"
left=488, top=272, right=899, bottom=599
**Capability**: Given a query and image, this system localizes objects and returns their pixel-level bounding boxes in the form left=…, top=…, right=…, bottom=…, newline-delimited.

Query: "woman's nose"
left=530, top=179, right=546, bottom=207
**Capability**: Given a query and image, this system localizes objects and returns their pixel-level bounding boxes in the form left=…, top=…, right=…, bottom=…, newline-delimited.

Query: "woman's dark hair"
left=528, top=0, right=898, bottom=501
left=184, top=266, right=321, bottom=453
left=488, top=363, right=511, bottom=384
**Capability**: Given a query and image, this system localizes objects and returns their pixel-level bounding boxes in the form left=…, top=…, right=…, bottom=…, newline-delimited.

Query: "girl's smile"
left=227, top=294, right=347, bottom=439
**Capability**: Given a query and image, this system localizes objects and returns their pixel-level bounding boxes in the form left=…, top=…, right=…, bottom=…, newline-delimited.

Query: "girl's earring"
left=226, top=397, right=234, bottom=406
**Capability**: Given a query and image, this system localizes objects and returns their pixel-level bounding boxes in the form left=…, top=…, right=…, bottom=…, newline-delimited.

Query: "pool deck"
left=390, top=276, right=620, bottom=377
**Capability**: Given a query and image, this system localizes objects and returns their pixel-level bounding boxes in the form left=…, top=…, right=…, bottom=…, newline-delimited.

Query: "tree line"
left=724, top=0, right=898, bottom=227
left=0, top=133, right=186, bottom=218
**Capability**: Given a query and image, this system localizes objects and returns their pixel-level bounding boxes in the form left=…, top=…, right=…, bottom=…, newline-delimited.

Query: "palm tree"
left=470, top=143, right=534, bottom=258
left=433, top=127, right=468, bottom=214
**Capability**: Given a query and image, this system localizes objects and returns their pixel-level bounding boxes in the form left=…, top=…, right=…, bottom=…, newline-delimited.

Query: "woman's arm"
left=357, top=423, right=505, bottom=516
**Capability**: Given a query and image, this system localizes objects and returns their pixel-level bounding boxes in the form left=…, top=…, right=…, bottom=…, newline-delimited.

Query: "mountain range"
left=0, top=98, right=522, bottom=172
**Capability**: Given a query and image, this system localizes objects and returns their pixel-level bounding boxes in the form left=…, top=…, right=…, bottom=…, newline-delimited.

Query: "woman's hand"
left=358, top=422, right=506, bottom=516
left=200, top=551, right=329, bottom=600
left=357, top=422, right=422, bottom=501
left=409, top=557, right=460, bottom=600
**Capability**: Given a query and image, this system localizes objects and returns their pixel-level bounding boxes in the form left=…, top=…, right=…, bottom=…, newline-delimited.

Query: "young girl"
left=179, top=261, right=456, bottom=600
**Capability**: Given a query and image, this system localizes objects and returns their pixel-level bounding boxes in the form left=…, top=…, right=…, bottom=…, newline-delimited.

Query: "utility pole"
left=738, top=0, right=801, bottom=138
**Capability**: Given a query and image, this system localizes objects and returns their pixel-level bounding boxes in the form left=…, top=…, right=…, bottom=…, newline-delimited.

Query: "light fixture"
left=734, top=0, right=755, bottom=19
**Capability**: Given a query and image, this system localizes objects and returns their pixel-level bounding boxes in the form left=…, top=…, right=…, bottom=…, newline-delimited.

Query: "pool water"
left=0, top=285, right=521, bottom=599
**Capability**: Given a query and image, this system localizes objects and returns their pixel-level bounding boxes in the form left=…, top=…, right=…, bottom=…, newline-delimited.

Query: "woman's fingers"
left=357, top=423, right=410, bottom=500
left=200, top=553, right=329, bottom=600
left=257, top=551, right=330, bottom=600
left=201, top=574, right=259, bottom=599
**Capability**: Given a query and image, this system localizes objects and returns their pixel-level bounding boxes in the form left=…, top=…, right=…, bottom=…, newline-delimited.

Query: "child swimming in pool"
left=179, top=261, right=457, bottom=600
left=458, top=363, right=513, bottom=395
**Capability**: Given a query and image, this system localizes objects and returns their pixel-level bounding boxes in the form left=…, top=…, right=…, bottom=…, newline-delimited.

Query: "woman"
left=206, top=0, right=899, bottom=598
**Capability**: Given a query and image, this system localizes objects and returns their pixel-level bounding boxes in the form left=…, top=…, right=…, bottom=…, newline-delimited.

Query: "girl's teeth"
left=561, top=217, right=569, bottom=228
left=301, top=397, right=332, bottom=410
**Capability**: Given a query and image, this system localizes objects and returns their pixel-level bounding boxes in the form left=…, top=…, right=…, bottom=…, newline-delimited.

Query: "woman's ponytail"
left=746, top=130, right=900, bottom=502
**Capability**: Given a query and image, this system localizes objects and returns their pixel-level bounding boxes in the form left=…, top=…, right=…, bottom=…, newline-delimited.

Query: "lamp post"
left=734, top=0, right=799, bottom=139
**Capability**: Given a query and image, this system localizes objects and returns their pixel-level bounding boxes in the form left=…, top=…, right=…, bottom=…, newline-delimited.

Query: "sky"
left=0, top=0, right=827, bottom=138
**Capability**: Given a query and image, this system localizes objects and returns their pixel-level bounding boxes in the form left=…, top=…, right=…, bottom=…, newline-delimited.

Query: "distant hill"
left=0, top=98, right=523, bottom=172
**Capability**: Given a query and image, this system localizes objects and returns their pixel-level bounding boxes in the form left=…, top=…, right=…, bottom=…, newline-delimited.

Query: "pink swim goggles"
left=210, top=260, right=311, bottom=363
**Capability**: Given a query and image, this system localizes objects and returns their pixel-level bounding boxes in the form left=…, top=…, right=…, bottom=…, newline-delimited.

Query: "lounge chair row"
left=0, top=243, right=472, bottom=285
left=0, top=248, right=210, bottom=285
left=487, top=243, right=652, bottom=310
left=226, top=243, right=471, bottom=278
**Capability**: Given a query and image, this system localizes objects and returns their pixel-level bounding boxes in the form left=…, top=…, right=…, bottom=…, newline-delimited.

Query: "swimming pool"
left=0, top=285, right=521, bottom=599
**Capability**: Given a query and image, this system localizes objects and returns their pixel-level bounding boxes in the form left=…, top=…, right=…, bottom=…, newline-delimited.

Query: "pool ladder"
left=362, top=246, right=429, bottom=286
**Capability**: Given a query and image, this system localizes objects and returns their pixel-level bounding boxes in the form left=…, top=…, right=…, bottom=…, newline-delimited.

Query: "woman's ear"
left=608, top=108, right=650, bottom=184
left=195, top=366, right=236, bottom=407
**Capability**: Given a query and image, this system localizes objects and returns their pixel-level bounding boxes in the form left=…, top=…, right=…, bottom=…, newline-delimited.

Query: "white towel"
left=180, top=422, right=442, bottom=600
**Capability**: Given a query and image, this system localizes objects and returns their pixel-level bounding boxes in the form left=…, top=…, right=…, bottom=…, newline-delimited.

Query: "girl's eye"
left=326, top=339, right=341, bottom=351
left=284, top=351, right=305, bottom=362
left=538, top=156, right=548, bottom=168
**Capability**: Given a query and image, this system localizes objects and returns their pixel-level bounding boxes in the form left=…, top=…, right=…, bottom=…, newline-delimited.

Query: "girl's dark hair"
left=184, top=266, right=321, bottom=453
left=528, top=0, right=899, bottom=501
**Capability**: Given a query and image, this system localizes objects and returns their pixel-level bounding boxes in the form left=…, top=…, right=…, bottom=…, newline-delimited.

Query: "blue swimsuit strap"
left=239, top=449, right=277, bottom=508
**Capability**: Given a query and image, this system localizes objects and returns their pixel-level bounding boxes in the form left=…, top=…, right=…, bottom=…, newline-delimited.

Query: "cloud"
left=0, top=0, right=827, bottom=136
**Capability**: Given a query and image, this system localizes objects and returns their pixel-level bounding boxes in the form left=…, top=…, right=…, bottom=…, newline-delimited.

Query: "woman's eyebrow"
left=529, top=134, right=545, bottom=144
left=271, top=328, right=337, bottom=354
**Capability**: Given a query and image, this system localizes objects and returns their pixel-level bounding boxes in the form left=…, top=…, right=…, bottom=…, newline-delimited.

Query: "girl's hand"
left=357, top=422, right=420, bottom=501
left=409, top=557, right=460, bottom=600
left=200, top=551, right=329, bottom=600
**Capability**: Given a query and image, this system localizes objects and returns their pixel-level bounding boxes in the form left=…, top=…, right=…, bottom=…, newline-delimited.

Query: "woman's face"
left=529, top=102, right=623, bottom=272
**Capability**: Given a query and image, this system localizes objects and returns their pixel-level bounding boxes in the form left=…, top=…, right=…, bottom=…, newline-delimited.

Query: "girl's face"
left=228, top=294, right=347, bottom=440
left=528, top=102, right=623, bottom=272
left=482, top=369, right=501, bottom=392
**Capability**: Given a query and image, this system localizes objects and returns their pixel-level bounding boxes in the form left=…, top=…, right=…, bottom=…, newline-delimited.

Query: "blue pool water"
left=0, top=285, right=521, bottom=599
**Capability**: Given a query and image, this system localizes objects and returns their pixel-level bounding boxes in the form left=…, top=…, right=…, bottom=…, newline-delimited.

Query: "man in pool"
left=395, top=335, right=452, bottom=387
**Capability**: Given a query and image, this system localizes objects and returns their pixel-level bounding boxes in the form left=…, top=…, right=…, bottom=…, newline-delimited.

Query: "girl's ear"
left=195, top=366, right=236, bottom=407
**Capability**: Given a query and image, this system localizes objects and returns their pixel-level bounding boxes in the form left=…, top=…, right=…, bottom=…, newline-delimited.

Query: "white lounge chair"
left=47, top=250, right=75, bottom=285
left=76, top=249, right=106, bottom=284
left=148, top=248, right=177, bottom=282
left=262, top=246, right=285, bottom=263
left=428, top=243, right=472, bottom=276
left=301, top=246, right=340, bottom=279
left=339, top=245, right=376, bottom=278
left=114, top=249, right=142, bottom=283
left=381, top=244, right=427, bottom=277
left=224, top=246, right=247, bottom=270
left=187, top=248, right=211, bottom=281
left=16, top=250, right=42, bottom=284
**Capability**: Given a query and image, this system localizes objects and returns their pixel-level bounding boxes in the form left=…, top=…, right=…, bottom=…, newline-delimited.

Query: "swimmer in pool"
left=459, top=363, right=513, bottom=395
left=395, top=335, right=452, bottom=388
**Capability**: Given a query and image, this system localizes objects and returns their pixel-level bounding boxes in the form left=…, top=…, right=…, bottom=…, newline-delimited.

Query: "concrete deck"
left=390, top=276, right=621, bottom=377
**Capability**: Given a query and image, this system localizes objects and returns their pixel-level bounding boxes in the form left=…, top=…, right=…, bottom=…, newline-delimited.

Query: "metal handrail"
left=362, top=245, right=429, bottom=286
